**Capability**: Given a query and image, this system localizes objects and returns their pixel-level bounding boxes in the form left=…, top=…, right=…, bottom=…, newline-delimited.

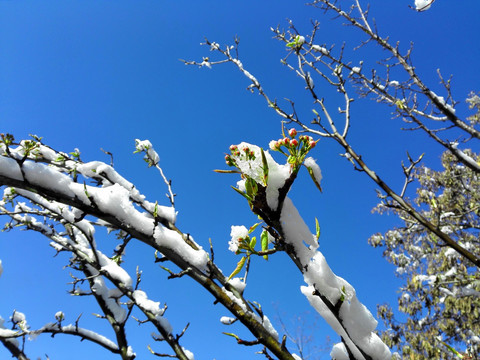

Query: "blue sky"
left=0, top=1, right=479, bottom=359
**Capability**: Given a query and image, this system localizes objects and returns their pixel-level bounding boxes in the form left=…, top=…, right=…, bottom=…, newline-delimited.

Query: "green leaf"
left=261, top=230, right=269, bottom=260
left=223, top=332, right=240, bottom=340
left=395, top=99, right=406, bottom=110
left=440, top=341, right=464, bottom=358
left=249, top=222, right=262, bottom=234
left=307, top=166, right=323, bottom=192
left=315, top=217, right=321, bottom=241
left=245, top=177, right=258, bottom=198
left=249, top=236, right=256, bottom=249
left=260, top=148, right=269, bottom=185
left=228, top=256, right=247, bottom=281
left=231, top=186, right=252, bottom=202
left=339, top=286, right=346, bottom=302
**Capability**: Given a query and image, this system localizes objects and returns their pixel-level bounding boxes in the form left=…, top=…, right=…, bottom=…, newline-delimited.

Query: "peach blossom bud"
left=309, top=141, right=316, bottom=149
left=288, top=128, right=297, bottom=138
left=291, top=139, right=298, bottom=147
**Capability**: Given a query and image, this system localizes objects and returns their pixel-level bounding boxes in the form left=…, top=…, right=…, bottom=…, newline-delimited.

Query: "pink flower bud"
left=283, top=137, right=290, bottom=145
left=309, top=141, right=316, bottom=149
left=230, top=145, right=237, bottom=151
left=288, top=128, right=297, bottom=138
left=291, top=139, right=298, bottom=147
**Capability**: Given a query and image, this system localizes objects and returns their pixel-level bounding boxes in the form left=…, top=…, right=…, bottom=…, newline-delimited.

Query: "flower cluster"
left=225, top=144, right=256, bottom=167
left=269, top=129, right=316, bottom=152
left=229, top=225, right=249, bottom=254
left=268, top=129, right=317, bottom=170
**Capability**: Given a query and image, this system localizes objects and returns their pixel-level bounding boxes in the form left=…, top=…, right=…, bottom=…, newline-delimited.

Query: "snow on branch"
left=0, top=135, right=300, bottom=360
left=0, top=312, right=132, bottom=358
left=220, top=133, right=391, bottom=359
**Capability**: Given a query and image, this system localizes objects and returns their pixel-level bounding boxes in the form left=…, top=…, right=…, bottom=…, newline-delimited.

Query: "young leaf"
left=245, top=177, right=257, bottom=198
left=261, top=230, right=269, bottom=260
left=307, top=166, right=323, bottom=192
left=249, top=236, right=256, bottom=250
left=339, top=286, right=346, bottom=303
left=260, top=148, right=269, bottom=185
left=249, top=222, right=262, bottom=234
left=231, top=186, right=252, bottom=202
left=222, top=332, right=240, bottom=341
left=440, top=341, right=464, bottom=358
left=315, top=217, right=321, bottom=241
left=228, top=256, right=247, bottom=281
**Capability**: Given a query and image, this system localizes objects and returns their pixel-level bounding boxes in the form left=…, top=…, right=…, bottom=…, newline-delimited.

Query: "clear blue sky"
left=0, top=1, right=479, bottom=359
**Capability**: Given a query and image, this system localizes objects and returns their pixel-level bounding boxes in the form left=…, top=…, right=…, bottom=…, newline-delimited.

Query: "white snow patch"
left=304, top=157, right=322, bottom=188
left=132, top=290, right=163, bottom=316
left=229, top=226, right=248, bottom=253
left=415, top=0, right=432, bottom=11
left=331, top=342, right=349, bottom=360
left=220, top=316, right=236, bottom=325
left=228, top=277, right=246, bottom=293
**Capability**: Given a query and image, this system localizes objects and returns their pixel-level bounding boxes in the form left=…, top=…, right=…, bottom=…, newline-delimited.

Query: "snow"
left=11, top=311, right=26, bottom=324
left=220, top=316, right=236, bottom=325
left=229, top=225, right=248, bottom=253
left=182, top=347, right=195, bottom=360
left=0, top=328, right=18, bottom=339
left=230, top=142, right=291, bottom=210
left=415, top=0, right=433, bottom=11
left=280, top=197, right=318, bottom=263
left=135, top=139, right=160, bottom=165
left=0, top=155, right=24, bottom=181
left=280, top=197, right=390, bottom=359
left=156, top=315, right=173, bottom=335
left=262, top=315, right=279, bottom=341
left=415, top=274, right=437, bottom=286
left=450, top=142, right=478, bottom=169
left=60, top=324, right=119, bottom=350
left=331, top=342, right=349, bottom=360
left=228, top=277, right=246, bottom=293
left=305, top=72, right=314, bottom=88
left=23, top=161, right=76, bottom=198
left=89, top=268, right=127, bottom=323
left=126, top=346, right=136, bottom=358
left=153, top=226, right=209, bottom=273
left=55, top=311, right=64, bottom=321
left=0, top=316, right=19, bottom=346
left=132, top=290, right=163, bottom=316
left=311, top=44, right=329, bottom=55
left=304, top=157, right=322, bottom=188
left=98, top=253, right=133, bottom=288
